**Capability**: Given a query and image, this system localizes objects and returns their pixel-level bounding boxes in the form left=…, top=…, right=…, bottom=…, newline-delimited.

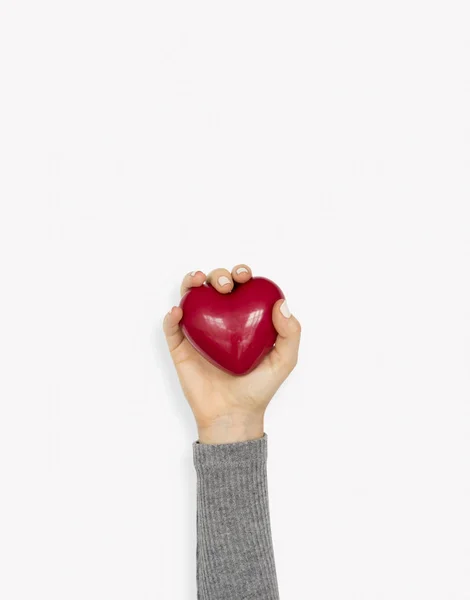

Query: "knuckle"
left=288, top=356, right=298, bottom=371
left=290, top=320, right=302, bottom=335
left=279, top=354, right=297, bottom=375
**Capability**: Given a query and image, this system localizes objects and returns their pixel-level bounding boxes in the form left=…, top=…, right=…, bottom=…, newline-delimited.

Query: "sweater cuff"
left=193, top=434, right=268, bottom=471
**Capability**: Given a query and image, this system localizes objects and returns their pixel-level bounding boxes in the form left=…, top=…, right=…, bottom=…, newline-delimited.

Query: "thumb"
left=271, top=299, right=302, bottom=374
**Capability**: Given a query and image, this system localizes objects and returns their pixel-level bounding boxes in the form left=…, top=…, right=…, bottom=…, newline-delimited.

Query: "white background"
left=1, top=1, right=469, bottom=598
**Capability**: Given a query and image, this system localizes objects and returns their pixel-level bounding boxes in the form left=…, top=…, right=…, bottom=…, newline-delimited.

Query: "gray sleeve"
left=193, top=434, right=280, bottom=600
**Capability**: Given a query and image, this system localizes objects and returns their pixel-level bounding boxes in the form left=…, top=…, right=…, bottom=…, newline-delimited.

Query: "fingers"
left=206, top=267, right=234, bottom=294
left=180, top=270, right=207, bottom=297
left=163, top=305, right=184, bottom=352
left=271, top=299, right=302, bottom=374
left=231, top=263, right=252, bottom=284
left=181, top=265, right=252, bottom=297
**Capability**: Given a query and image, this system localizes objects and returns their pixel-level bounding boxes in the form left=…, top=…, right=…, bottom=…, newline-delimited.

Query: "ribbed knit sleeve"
left=193, top=434, right=280, bottom=600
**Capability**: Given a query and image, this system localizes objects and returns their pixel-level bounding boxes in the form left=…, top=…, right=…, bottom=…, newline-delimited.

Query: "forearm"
left=193, top=435, right=280, bottom=600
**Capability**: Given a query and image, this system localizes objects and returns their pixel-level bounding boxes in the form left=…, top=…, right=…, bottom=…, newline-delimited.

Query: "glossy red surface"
left=179, top=276, right=285, bottom=375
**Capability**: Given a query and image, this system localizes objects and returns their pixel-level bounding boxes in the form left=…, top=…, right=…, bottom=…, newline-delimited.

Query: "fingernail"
left=236, top=267, right=249, bottom=275
left=190, top=271, right=197, bottom=277
left=280, top=300, right=291, bottom=318
left=218, top=275, right=231, bottom=287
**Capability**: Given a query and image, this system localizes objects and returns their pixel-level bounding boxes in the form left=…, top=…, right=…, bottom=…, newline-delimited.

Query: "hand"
left=163, top=264, right=301, bottom=444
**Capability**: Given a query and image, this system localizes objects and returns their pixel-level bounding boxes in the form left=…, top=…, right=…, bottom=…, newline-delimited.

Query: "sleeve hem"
left=193, top=433, right=268, bottom=471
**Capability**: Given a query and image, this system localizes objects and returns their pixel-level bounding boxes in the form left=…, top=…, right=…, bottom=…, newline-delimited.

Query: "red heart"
left=179, top=276, right=285, bottom=375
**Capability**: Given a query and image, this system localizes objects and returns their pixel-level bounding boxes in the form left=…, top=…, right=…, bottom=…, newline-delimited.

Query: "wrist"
left=197, top=412, right=264, bottom=445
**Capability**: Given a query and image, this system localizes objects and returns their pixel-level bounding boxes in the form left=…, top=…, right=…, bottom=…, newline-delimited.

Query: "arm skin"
left=163, top=264, right=301, bottom=599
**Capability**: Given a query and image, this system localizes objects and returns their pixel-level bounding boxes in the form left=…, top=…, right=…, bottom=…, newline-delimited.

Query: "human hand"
left=163, top=264, right=301, bottom=444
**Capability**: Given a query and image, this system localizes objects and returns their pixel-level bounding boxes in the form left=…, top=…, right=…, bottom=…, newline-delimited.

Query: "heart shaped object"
left=179, top=276, right=284, bottom=375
